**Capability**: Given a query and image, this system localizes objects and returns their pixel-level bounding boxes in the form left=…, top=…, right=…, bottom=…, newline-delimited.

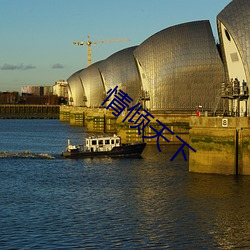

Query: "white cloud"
left=51, top=63, right=64, bottom=69
left=1, top=63, right=36, bottom=70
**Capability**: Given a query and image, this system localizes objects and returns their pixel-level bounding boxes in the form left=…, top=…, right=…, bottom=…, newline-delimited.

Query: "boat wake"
left=0, top=151, right=55, bottom=159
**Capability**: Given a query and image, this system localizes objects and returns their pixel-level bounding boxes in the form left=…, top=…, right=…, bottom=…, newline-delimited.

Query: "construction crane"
left=73, top=35, right=129, bottom=66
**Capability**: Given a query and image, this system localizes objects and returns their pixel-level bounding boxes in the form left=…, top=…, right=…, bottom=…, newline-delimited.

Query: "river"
left=0, top=119, right=249, bottom=249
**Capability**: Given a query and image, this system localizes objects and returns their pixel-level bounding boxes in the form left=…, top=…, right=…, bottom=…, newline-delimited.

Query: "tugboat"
left=61, top=134, right=146, bottom=158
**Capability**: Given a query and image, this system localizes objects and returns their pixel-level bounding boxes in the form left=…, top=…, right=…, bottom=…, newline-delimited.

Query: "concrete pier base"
left=189, top=117, right=250, bottom=175
left=59, top=106, right=71, bottom=122
left=59, top=106, right=190, bottom=144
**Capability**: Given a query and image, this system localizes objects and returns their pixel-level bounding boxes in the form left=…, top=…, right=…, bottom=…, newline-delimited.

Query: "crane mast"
left=73, top=35, right=129, bottom=66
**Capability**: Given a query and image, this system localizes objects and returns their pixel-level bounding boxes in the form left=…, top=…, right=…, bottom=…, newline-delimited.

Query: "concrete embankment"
left=59, top=106, right=190, bottom=145
left=60, top=106, right=250, bottom=175
left=0, top=105, right=59, bottom=119
left=189, top=117, right=250, bottom=175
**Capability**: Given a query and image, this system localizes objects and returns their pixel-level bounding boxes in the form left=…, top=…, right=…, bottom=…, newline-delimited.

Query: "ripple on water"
left=0, top=121, right=250, bottom=249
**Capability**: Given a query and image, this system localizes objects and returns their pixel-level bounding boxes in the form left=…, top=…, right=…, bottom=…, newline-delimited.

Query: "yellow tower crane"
left=73, top=35, right=129, bottom=66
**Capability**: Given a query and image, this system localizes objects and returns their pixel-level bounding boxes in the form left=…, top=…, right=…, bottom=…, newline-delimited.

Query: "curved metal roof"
left=67, top=69, right=85, bottom=106
left=99, top=46, right=141, bottom=106
left=134, top=20, right=225, bottom=111
left=79, top=61, right=104, bottom=108
left=217, top=0, right=250, bottom=83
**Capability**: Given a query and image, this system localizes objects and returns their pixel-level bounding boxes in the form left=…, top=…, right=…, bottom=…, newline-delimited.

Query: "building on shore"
left=21, top=85, right=53, bottom=96
left=52, top=80, right=68, bottom=99
left=18, top=81, right=68, bottom=105
left=0, top=92, right=19, bottom=104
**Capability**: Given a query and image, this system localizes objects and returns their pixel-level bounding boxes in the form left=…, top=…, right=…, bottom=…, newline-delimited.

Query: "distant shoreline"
left=0, top=104, right=59, bottom=119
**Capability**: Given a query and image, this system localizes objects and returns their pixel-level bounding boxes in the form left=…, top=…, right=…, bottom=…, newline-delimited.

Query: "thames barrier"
left=59, top=105, right=250, bottom=175
left=62, top=0, right=250, bottom=175
left=2, top=0, right=249, bottom=176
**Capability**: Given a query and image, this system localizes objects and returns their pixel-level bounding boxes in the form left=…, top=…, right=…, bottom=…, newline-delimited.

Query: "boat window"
left=111, top=139, right=114, bottom=144
left=92, top=140, right=97, bottom=145
left=98, top=140, right=103, bottom=145
left=105, top=140, right=110, bottom=144
left=116, top=139, right=120, bottom=144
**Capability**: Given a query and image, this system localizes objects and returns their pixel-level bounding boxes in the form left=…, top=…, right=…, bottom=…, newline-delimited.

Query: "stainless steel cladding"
left=133, top=20, right=225, bottom=112
left=217, top=0, right=250, bottom=83
left=99, top=46, right=141, bottom=106
left=67, top=69, right=85, bottom=106
left=79, top=61, right=104, bottom=108
left=217, top=0, right=250, bottom=116
left=68, top=21, right=227, bottom=112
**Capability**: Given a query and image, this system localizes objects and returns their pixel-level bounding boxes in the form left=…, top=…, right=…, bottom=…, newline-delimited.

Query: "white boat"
left=62, top=134, right=146, bottom=158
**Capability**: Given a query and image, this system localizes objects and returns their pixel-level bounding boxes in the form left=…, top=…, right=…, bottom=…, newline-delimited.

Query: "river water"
left=0, top=119, right=249, bottom=249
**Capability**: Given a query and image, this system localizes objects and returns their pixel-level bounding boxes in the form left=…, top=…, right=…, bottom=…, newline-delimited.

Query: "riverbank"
left=0, top=104, right=59, bottom=119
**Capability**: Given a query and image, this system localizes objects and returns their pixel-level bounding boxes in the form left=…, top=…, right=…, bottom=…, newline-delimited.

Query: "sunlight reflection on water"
left=0, top=120, right=249, bottom=249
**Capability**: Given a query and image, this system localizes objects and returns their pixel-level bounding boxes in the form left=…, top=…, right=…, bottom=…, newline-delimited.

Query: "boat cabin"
left=85, top=135, right=121, bottom=152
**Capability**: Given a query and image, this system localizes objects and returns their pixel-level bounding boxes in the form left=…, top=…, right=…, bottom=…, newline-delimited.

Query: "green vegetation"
left=191, top=136, right=235, bottom=151
left=191, top=136, right=234, bottom=145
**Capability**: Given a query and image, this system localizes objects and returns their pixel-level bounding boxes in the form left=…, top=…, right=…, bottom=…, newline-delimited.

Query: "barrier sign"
left=222, top=118, right=228, bottom=127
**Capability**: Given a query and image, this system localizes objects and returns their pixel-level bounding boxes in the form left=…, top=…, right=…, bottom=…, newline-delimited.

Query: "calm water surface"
left=0, top=119, right=250, bottom=249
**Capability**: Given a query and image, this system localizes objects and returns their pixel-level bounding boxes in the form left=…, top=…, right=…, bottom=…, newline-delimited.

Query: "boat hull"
left=62, top=142, right=146, bottom=159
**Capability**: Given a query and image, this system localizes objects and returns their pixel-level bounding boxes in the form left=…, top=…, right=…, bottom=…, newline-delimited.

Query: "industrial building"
left=0, top=92, right=19, bottom=104
left=53, top=80, right=68, bottom=99
left=67, top=0, right=249, bottom=116
left=21, top=86, right=53, bottom=96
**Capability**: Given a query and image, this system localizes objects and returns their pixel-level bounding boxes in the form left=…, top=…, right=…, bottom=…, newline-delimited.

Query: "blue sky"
left=0, top=0, right=231, bottom=92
